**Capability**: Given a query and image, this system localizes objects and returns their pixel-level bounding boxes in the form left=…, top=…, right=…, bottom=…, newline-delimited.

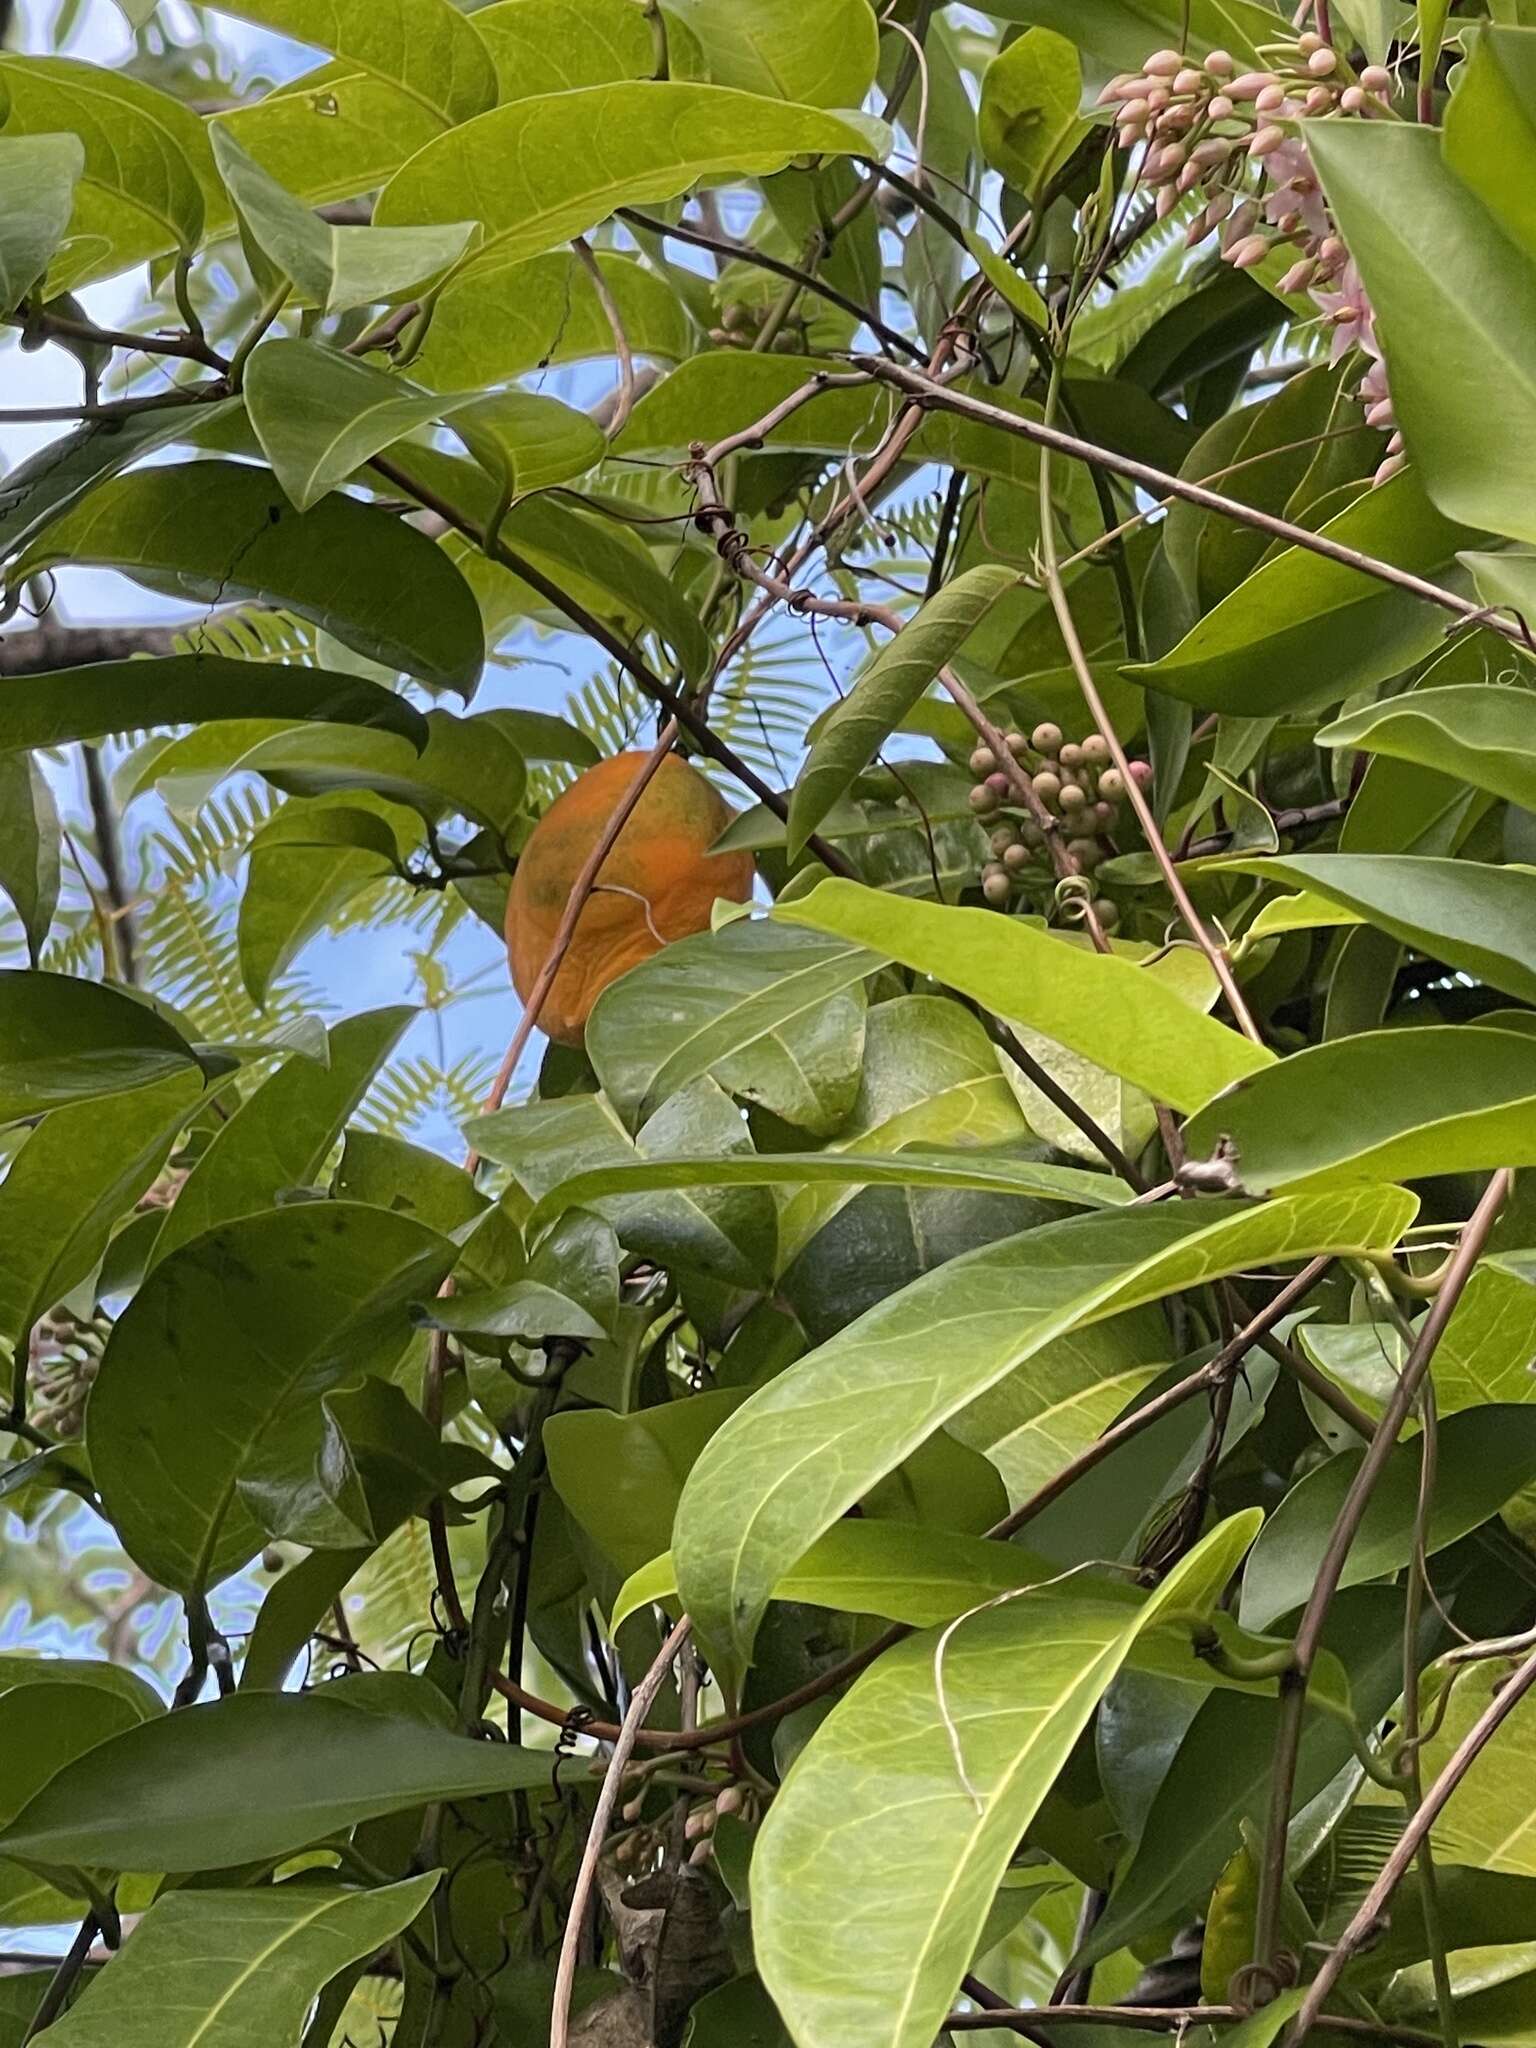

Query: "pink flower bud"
left=1155, top=181, right=1181, bottom=217
left=1207, top=93, right=1235, bottom=120
left=1318, top=235, right=1347, bottom=268
left=1118, top=122, right=1143, bottom=149
left=1361, top=64, right=1393, bottom=94
left=1386, top=429, right=1404, bottom=456
left=1144, top=48, right=1185, bottom=76
left=1229, top=233, right=1271, bottom=269
left=1176, top=158, right=1204, bottom=192
left=1365, top=398, right=1395, bottom=429
left=1173, top=67, right=1205, bottom=94
left=1206, top=191, right=1234, bottom=225
left=1297, top=30, right=1323, bottom=54
left=1186, top=209, right=1211, bottom=246
left=1206, top=49, right=1236, bottom=77
left=1373, top=451, right=1406, bottom=487
left=1128, top=760, right=1155, bottom=790
left=1122, top=96, right=1150, bottom=125
left=1097, top=77, right=1129, bottom=106
left=1339, top=85, right=1367, bottom=113
left=1308, top=48, right=1339, bottom=77
left=1191, top=136, right=1232, bottom=167
left=1249, top=124, right=1286, bottom=156
left=1226, top=199, right=1260, bottom=239
left=1255, top=82, right=1288, bottom=112
left=1277, top=257, right=1316, bottom=293
left=1228, top=71, right=1277, bottom=100
left=1304, top=84, right=1335, bottom=114
left=1146, top=85, right=1171, bottom=111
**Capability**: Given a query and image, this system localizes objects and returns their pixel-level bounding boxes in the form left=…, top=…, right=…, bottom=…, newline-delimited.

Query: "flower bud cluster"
left=1099, top=37, right=1404, bottom=484
left=968, top=721, right=1153, bottom=931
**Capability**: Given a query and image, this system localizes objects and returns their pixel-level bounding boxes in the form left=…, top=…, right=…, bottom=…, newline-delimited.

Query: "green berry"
left=969, top=745, right=997, bottom=776
left=1032, top=769, right=1062, bottom=804
left=1002, top=842, right=1030, bottom=871
left=969, top=784, right=999, bottom=814
left=1032, top=722, right=1063, bottom=756
left=1099, top=766, right=1126, bottom=801
left=1005, top=730, right=1030, bottom=759
left=1081, top=734, right=1112, bottom=768
left=990, top=826, right=1019, bottom=857
left=1092, top=897, right=1121, bottom=932
left=982, top=869, right=1013, bottom=907
left=1059, top=741, right=1084, bottom=772
left=1059, top=782, right=1088, bottom=811
left=1066, top=836, right=1102, bottom=870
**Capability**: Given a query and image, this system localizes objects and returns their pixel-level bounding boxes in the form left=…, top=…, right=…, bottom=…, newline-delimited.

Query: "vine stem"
left=1288, top=1635, right=1536, bottom=2042
left=948, top=2002, right=1446, bottom=2045
left=571, top=234, right=637, bottom=439
left=550, top=1615, right=692, bottom=2048
left=1251, top=1170, right=1514, bottom=1989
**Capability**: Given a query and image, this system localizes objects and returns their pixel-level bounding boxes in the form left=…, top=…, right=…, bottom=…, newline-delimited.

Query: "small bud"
left=1249, top=124, right=1286, bottom=157
left=1205, top=191, right=1234, bottom=226
left=1032, top=722, right=1063, bottom=755
left=1156, top=182, right=1181, bottom=217
left=1361, top=64, right=1393, bottom=95
left=1096, top=76, right=1129, bottom=106
left=1094, top=800, right=1119, bottom=830
left=621, top=1795, right=645, bottom=1824
left=1227, top=71, right=1277, bottom=100
left=1128, top=759, right=1155, bottom=791
left=1374, top=450, right=1406, bottom=487
left=1277, top=258, right=1317, bottom=294
left=1255, top=82, right=1287, bottom=113
left=1318, top=234, right=1347, bottom=268
left=1229, top=233, right=1271, bottom=269
left=1145, top=85, right=1171, bottom=111
left=1297, top=29, right=1324, bottom=54
left=969, top=744, right=997, bottom=775
left=1207, top=92, right=1235, bottom=121
left=1186, top=209, right=1212, bottom=248
left=1173, top=67, right=1205, bottom=94
left=1304, top=84, right=1335, bottom=114
left=716, top=1785, right=746, bottom=1817
left=1175, top=158, right=1203, bottom=193
left=1206, top=50, right=1235, bottom=77
left=1144, top=48, right=1185, bottom=77
left=982, top=869, right=1013, bottom=907
left=1121, top=97, right=1150, bottom=127
left=1092, top=897, right=1121, bottom=933
left=1339, top=85, right=1367, bottom=113
left=968, top=784, right=998, bottom=815
left=1307, top=45, right=1338, bottom=74
left=1191, top=137, right=1232, bottom=168
left=1365, top=397, right=1395, bottom=430
left=1386, top=430, right=1404, bottom=456
left=689, top=1839, right=714, bottom=1867
left=1118, top=123, right=1144, bottom=151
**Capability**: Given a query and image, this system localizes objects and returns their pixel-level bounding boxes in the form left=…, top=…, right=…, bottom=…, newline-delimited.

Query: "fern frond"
left=146, top=783, right=285, bottom=891
left=172, top=607, right=317, bottom=666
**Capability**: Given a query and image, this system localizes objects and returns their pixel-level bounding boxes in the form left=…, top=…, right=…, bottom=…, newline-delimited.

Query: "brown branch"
left=1251, top=1170, right=1515, bottom=1986
left=7, top=307, right=228, bottom=373
left=948, top=2003, right=1446, bottom=2046
left=0, top=621, right=185, bottom=675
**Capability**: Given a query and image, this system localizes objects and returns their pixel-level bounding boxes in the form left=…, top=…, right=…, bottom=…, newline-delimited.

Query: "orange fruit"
left=505, top=751, right=755, bottom=1045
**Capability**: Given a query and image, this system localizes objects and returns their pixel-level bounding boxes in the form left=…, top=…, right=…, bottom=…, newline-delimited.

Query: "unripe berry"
left=969, top=784, right=998, bottom=814
left=1032, top=769, right=1062, bottom=804
left=1032, top=722, right=1063, bottom=756
left=990, top=826, right=1019, bottom=858
left=1361, top=64, right=1393, bottom=94
left=1099, top=766, right=1125, bottom=800
left=1059, top=782, right=1088, bottom=811
left=1058, top=741, right=1084, bottom=771
left=1002, top=842, right=1030, bottom=871
left=982, top=869, right=1013, bottom=907
left=1005, top=730, right=1030, bottom=759
left=969, top=744, right=997, bottom=775
left=1092, top=897, right=1121, bottom=932
left=1094, top=800, right=1120, bottom=830
left=1128, top=759, right=1155, bottom=791
left=985, top=771, right=1011, bottom=797
left=1066, top=836, right=1102, bottom=870
left=1081, top=734, right=1111, bottom=768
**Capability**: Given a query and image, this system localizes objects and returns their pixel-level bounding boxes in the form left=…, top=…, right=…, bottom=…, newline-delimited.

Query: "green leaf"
left=788, top=566, right=1019, bottom=856
left=775, top=879, right=1272, bottom=1115
left=35, top=1875, right=440, bottom=2048
left=474, top=0, right=653, bottom=100
left=210, top=0, right=497, bottom=126
left=546, top=1391, right=744, bottom=1578
left=0, top=132, right=83, bottom=314
left=0, top=970, right=205, bottom=1124
left=1128, top=468, right=1480, bottom=714
left=665, top=0, right=878, bottom=107
left=148, top=1006, right=413, bottom=1268
left=1318, top=683, right=1536, bottom=812
left=978, top=27, right=1085, bottom=202
left=450, top=389, right=606, bottom=502
left=210, top=128, right=475, bottom=319
left=0, top=652, right=427, bottom=751
left=1419, top=1653, right=1536, bottom=1876
left=411, top=246, right=692, bottom=392
left=1224, top=853, right=1536, bottom=1005
left=1308, top=113, right=1536, bottom=546
left=466, top=1089, right=776, bottom=1290
left=88, top=1203, right=455, bottom=1595
left=0, top=54, right=214, bottom=290
left=0, top=753, right=59, bottom=966
left=209, top=71, right=442, bottom=216
left=335, top=1127, right=487, bottom=1234
left=375, top=84, right=884, bottom=272
left=586, top=918, right=876, bottom=1138
left=1241, top=1405, right=1536, bottom=1631
left=1442, top=22, right=1536, bottom=263
left=0, top=1071, right=200, bottom=1405
left=1183, top=1025, right=1536, bottom=1193
left=978, top=0, right=1275, bottom=71
left=751, top=1515, right=1258, bottom=2048
left=675, top=1186, right=1416, bottom=1676
left=0, top=1685, right=562, bottom=1872
left=0, top=406, right=237, bottom=564
left=1461, top=547, right=1536, bottom=645
left=237, top=798, right=411, bottom=1004
left=524, top=1149, right=1130, bottom=1241
left=14, top=463, right=483, bottom=696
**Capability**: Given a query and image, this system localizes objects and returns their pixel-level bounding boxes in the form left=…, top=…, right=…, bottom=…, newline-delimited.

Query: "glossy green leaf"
left=0, top=753, right=59, bottom=966
left=209, top=70, right=441, bottom=214
left=0, top=1686, right=558, bottom=1871
left=1241, top=1405, right=1536, bottom=1631
left=210, top=129, right=475, bottom=319
left=88, top=1203, right=455, bottom=1595
left=149, top=1006, right=412, bottom=1267
left=1419, top=1653, right=1536, bottom=1876
left=788, top=566, right=1019, bottom=856
left=977, top=27, right=1085, bottom=201
left=1310, top=76, right=1536, bottom=545
left=0, top=970, right=205, bottom=1125
left=410, top=246, right=692, bottom=391
left=375, top=83, right=883, bottom=270
left=466, top=1088, right=777, bottom=1290
left=586, top=918, right=877, bottom=1139
left=524, top=1148, right=1130, bottom=1241
left=1318, top=683, right=1536, bottom=812
left=36, top=1875, right=439, bottom=2048
left=335, top=1127, right=487, bottom=1235
left=1442, top=22, right=1536, bottom=261
left=237, top=797, right=412, bottom=1004
left=13, top=462, right=483, bottom=696
left=546, top=1391, right=743, bottom=1578
left=1225, top=853, right=1536, bottom=1005
left=675, top=1185, right=1416, bottom=1676
left=1184, top=1025, right=1536, bottom=1193
left=1438, top=1249, right=1536, bottom=1413
left=0, top=653, right=427, bottom=752
left=1128, top=468, right=1479, bottom=714
left=0, top=404, right=235, bottom=564
left=1462, top=548, right=1536, bottom=646
left=0, top=54, right=214, bottom=290
left=0, top=132, right=83, bottom=314
left=667, top=0, right=878, bottom=107
left=775, top=879, right=1273, bottom=1115
left=0, top=1071, right=200, bottom=1405
left=752, top=1515, right=1257, bottom=2048
left=211, top=0, right=498, bottom=126
left=474, top=0, right=653, bottom=100
left=979, top=0, right=1275, bottom=70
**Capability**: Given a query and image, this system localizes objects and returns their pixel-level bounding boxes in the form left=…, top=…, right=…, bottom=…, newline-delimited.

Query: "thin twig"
left=550, top=1615, right=691, bottom=2048
left=572, top=235, right=638, bottom=439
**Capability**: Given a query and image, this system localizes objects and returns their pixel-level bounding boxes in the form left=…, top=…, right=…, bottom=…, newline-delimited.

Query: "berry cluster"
left=707, top=300, right=809, bottom=353
left=968, top=722, right=1153, bottom=931
left=1101, top=36, right=1401, bottom=482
